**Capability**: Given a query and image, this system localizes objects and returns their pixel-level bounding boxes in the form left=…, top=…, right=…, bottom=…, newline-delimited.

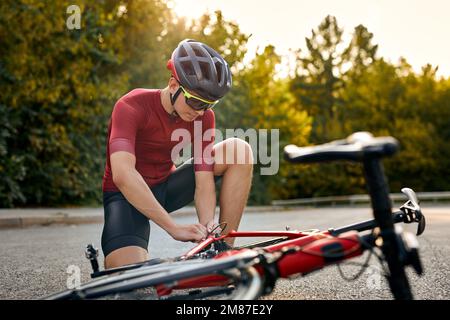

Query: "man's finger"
left=199, top=225, right=208, bottom=236
left=195, top=226, right=207, bottom=239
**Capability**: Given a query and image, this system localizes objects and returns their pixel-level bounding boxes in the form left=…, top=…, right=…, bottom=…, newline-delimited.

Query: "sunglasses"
left=178, top=85, right=218, bottom=111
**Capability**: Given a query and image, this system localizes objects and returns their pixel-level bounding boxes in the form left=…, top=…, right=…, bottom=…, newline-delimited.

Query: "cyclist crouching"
left=101, top=39, right=253, bottom=269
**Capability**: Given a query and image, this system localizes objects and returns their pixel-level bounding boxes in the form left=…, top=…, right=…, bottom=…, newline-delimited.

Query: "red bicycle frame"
left=156, top=229, right=363, bottom=296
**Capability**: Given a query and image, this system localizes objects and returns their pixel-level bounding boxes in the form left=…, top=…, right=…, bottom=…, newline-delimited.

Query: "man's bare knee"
left=220, top=137, right=254, bottom=165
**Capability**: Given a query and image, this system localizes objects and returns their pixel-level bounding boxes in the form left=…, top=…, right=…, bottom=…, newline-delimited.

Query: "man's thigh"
left=164, top=158, right=222, bottom=213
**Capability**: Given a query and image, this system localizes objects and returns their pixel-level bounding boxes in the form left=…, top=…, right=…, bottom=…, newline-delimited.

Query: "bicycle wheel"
left=45, top=250, right=264, bottom=300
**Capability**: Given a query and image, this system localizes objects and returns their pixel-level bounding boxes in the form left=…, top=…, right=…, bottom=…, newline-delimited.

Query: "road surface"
left=0, top=205, right=448, bottom=299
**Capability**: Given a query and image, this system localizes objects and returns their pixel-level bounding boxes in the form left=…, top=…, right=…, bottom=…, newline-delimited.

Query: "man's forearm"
left=115, top=170, right=176, bottom=233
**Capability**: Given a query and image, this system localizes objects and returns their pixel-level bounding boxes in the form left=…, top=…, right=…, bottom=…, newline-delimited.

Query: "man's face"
left=169, top=78, right=206, bottom=122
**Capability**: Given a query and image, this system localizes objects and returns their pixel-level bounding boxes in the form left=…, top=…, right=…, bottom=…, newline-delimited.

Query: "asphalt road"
left=1, top=205, right=449, bottom=300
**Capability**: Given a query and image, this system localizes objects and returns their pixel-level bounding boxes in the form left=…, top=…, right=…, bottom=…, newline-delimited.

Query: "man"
left=101, top=39, right=254, bottom=269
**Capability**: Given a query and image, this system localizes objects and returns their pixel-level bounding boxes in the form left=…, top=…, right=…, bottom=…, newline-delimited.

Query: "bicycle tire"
left=379, top=228, right=414, bottom=299
left=45, top=250, right=264, bottom=300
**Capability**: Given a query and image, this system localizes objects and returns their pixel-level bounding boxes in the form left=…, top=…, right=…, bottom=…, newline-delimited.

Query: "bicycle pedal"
left=85, top=244, right=99, bottom=275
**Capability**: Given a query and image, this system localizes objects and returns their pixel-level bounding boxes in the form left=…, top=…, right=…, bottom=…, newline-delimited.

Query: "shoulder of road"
left=1, top=204, right=449, bottom=230
left=0, top=206, right=294, bottom=229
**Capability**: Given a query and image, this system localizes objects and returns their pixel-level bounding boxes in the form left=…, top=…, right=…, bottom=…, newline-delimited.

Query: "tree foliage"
left=1, top=4, right=449, bottom=207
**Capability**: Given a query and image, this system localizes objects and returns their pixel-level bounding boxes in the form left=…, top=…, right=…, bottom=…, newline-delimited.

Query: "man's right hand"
left=168, top=224, right=208, bottom=243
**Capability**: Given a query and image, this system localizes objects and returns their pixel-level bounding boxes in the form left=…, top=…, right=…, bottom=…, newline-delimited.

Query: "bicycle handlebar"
left=284, top=131, right=399, bottom=163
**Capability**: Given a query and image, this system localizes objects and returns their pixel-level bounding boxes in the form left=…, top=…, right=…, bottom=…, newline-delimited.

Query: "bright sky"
left=171, top=0, right=450, bottom=78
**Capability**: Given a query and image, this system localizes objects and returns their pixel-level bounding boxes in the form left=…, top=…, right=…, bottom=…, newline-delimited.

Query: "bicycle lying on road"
left=46, top=131, right=427, bottom=300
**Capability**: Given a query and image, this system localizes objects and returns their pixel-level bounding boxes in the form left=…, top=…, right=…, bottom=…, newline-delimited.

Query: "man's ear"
left=168, top=77, right=179, bottom=93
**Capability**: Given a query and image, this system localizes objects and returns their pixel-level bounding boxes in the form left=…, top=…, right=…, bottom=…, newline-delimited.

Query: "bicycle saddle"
left=284, top=131, right=399, bottom=163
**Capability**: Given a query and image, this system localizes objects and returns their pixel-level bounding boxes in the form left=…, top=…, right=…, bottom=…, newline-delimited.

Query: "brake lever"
left=401, top=188, right=420, bottom=206
left=207, top=222, right=228, bottom=238
left=400, top=188, right=426, bottom=236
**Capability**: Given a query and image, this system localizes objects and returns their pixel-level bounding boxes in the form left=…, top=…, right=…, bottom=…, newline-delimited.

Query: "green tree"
left=290, top=15, right=345, bottom=142
left=239, top=46, right=312, bottom=202
left=341, top=59, right=443, bottom=193
left=291, top=16, right=378, bottom=143
left=286, top=17, right=379, bottom=199
left=117, top=0, right=173, bottom=88
left=0, top=0, right=128, bottom=206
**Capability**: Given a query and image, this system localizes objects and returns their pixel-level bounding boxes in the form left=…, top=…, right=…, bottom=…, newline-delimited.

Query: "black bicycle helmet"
left=166, top=39, right=232, bottom=101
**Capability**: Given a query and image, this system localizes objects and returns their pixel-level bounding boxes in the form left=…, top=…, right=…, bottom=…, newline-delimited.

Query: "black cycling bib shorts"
left=101, top=158, right=222, bottom=257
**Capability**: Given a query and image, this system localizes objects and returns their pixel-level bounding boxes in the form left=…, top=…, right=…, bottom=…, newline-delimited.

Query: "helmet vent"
left=179, top=46, right=188, bottom=57
left=199, top=61, right=211, bottom=80
left=193, top=46, right=205, bottom=57
left=181, top=61, right=195, bottom=76
left=215, top=61, right=222, bottom=82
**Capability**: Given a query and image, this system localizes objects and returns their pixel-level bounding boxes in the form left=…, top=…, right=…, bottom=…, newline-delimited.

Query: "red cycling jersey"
left=102, top=89, right=215, bottom=192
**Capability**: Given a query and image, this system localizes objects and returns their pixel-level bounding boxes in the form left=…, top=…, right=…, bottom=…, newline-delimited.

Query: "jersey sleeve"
left=109, top=98, right=148, bottom=156
left=193, top=110, right=216, bottom=172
